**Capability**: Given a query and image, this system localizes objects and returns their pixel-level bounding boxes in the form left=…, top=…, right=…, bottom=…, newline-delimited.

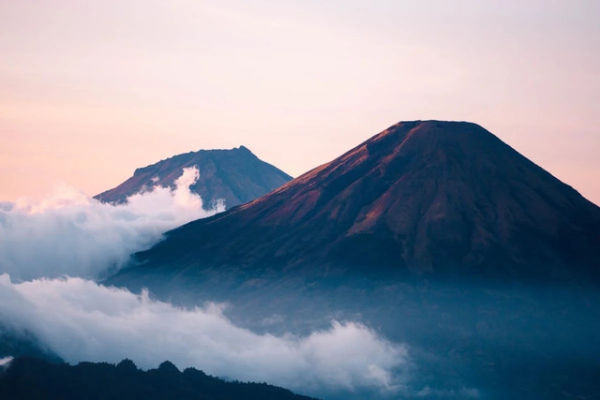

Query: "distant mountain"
left=95, top=146, right=292, bottom=209
left=0, top=357, right=317, bottom=400
left=114, top=121, right=600, bottom=283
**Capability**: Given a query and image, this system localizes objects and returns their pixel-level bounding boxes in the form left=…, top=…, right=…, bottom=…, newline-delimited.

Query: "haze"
left=1, top=0, right=599, bottom=203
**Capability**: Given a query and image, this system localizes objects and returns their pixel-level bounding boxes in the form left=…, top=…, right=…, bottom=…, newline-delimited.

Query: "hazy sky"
left=1, top=0, right=599, bottom=203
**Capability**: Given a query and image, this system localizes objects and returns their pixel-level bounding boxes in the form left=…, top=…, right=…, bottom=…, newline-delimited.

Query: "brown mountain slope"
left=95, top=146, right=292, bottom=209
left=118, top=121, right=600, bottom=281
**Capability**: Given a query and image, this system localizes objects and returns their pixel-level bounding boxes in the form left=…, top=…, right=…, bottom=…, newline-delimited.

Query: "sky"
left=1, top=0, right=599, bottom=204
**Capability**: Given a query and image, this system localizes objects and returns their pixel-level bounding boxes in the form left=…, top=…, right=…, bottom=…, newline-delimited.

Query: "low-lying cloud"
left=0, top=274, right=408, bottom=393
left=0, top=167, right=223, bottom=281
left=0, top=167, right=410, bottom=395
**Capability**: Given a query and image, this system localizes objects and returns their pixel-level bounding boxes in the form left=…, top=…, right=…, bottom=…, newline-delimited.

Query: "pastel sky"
left=1, top=0, right=599, bottom=204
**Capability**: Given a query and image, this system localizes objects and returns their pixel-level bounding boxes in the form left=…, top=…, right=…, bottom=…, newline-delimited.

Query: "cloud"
left=0, top=274, right=408, bottom=393
left=0, top=166, right=410, bottom=395
left=0, top=356, right=13, bottom=369
left=0, top=167, right=224, bottom=281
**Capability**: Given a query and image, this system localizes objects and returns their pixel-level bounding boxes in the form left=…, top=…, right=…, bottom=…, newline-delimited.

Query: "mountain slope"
left=95, top=146, right=292, bottom=209
left=0, top=357, right=317, bottom=400
left=115, top=121, right=600, bottom=281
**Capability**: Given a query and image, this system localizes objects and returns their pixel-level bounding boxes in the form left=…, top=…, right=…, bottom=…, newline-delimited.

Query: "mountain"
left=64, top=121, right=600, bottom=399
left=114, top=120, right=600, bottom=283
left=95, top=146, right=292, bottom=209
left=0, top=357, right=317, bottom=400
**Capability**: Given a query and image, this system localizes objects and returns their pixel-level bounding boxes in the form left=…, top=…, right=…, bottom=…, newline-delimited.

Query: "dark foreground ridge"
left=95, top=146, right=292, bottom=209
left=113, top=120, right=600, bottom=283
left=0, top=357, right=317, bottom=400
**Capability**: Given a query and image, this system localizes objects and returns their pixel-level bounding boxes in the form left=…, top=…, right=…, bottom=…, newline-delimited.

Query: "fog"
left=0, top=169, right=412, bottom=394
left=0, top=274, right=407, bottom=394
left=0, top=167, right=223, bottom=281
left=1, top=167, right=499, bottom=398
left=3, top=168, right=596, bottom=398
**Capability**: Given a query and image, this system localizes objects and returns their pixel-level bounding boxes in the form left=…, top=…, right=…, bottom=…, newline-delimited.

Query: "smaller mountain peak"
left=96, top=145, right=291, bottom=206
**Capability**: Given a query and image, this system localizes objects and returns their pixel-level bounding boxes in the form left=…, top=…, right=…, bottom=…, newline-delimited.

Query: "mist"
left=0, top=167, right=223, bottom=281
left=0, top=166, right=411, bottom=395
left=0, top=274, right=408, bottom=394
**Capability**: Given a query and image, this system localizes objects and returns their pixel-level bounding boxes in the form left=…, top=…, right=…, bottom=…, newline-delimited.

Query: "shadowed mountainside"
left=95, top=146, right=292, bottom=209
left=114, top=120, right=600, bottom=282
left=0, top=357, right=317, bottom=400
left=0, top=327, right=61, bottom=364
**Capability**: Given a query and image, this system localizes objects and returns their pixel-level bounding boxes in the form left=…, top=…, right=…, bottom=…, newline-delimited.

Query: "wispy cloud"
left=0, top=167, right=223, bottom=281
left=0, top=274, right=408, bottom=393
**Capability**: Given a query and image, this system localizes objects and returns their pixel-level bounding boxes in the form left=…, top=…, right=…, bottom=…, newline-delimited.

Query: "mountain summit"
left=117, top=121, right=600, bottom=281
left=95, top=146, right=292, bottom=209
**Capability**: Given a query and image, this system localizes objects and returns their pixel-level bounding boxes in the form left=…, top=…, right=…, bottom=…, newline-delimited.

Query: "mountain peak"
left=95, top=146, right=292, bottom=208
left=118, top=120, right=600, bottom=282
left=258, top=120, right=506, bottom=209
left=358, top=120, right=497, bottom=160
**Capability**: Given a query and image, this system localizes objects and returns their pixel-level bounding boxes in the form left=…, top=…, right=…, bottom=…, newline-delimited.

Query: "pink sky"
left=1, top=0, right=599, bottom=204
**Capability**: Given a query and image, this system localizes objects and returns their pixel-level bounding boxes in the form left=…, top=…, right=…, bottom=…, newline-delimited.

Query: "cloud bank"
left=0, top=274, right=408, bottom=393
left=0, top=166, right=410, bottom=395
left=0, top=167, right=223, bottom=281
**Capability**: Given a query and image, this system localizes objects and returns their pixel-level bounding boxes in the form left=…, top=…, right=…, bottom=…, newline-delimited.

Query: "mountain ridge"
left=0, top=357, right=317, bottom=400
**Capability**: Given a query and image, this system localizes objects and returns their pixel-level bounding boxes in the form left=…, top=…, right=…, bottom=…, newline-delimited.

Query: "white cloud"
left=0, top=356, right=13, bottom=369
left=0, top=166, right=410, bottom=395
left=0, top=274, right=408, bottom=393
left=0, top=167, right=224, bottom=281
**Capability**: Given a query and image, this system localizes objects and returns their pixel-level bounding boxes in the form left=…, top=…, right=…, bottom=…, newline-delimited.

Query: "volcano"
left=114, top=121, right=600, bottom=282
left=95, top=146, right=292, bottom=209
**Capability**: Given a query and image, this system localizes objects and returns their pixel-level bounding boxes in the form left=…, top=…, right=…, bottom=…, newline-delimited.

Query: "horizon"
left=4, top=118, right=600, bottom=206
